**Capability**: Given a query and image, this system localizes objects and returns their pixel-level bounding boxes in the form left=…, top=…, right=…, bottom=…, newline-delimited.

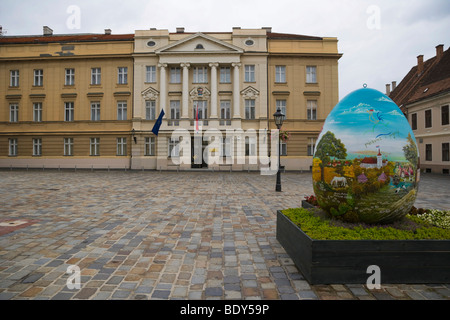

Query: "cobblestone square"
left=0, top=170, right=449, bottom=300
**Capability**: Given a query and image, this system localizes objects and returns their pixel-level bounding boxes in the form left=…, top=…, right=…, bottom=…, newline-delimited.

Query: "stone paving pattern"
left=0, top=170, right=449, bottom=300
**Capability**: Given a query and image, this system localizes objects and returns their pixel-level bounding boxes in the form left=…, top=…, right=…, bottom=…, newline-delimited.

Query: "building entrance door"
left=191, top=137, right=208, bottom=168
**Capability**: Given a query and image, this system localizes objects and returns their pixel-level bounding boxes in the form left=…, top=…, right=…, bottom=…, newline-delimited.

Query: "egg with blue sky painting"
left=312, top=86, right=419, bottom=224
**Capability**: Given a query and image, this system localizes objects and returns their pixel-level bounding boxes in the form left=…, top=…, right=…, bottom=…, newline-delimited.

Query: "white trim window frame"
left=117, top=137, right=127, bottom=156
left=90, top=137, right=100, bottom=156
left=145, top=137, right=155, bottom=156
left=34, top=69, right=43, bottom=86
left=244, top=65, right=255, bottom=82
left=91, top=68, right=101, bottom=85
left=64, top=137, right=74, bottom=156
left=64, top=102, right=74, bottom=122
left=118, top=67, right=128, bottom=84
left=10, top=104, right=18, bottom=122
left=146, top=100, right=156, bottom=120
left=275, top=66, right=286, bottom=83
left=220, top=67, right=231, bottom=83
left=65, top=68, right=75, bottom=86
left=33, top=102, right=42, bottom=122
left=307, top=100, right=317, bottom=120
left=193, top=66, right=208, bottom=83
left=33, top=138, right=42, bottom=156
left=306, top=66, right=317, bottom=83
left=170, top=67, right=181, bottom=83
left=146, top=65, right=156, bottom=83
left=9, top=138, right=18, bottom=156
left=117, top=101, right=127, bottom=120
left=91, top=102, right=100, bottom=121
left=10, top=70, right=19, bottom=87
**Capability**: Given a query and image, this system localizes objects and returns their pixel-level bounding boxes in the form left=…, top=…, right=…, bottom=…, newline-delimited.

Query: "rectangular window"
left=168, top=138, right=179, bottom=157
left=145, top=137, right=155, bottom=156
left=10, top=70, right=19, bottom=87
left=117, top=137, right=127, bottom=156
left=307, top=100, right=317, bottom=120
left=443, top=143, right=449, bottom=162
left=170, top=67, right=181, bottom=83
left=220, top=100, right=231, bottom=119
left=425, top=144, right=432, bottom=161
left=118, top=67, right=128, bottom=84
left=146, top=100, right=156, bottom=120
left=90, top=138, right=100, bottom=156
left=64, top=102, right=74, bottom=122
left=245, top=137, right=257, bottom=156
left=221, top=137, right=232, bottom=157
left=245, top=99, right=255, bottom=120
left=170, top=100, right=180, bottom=119
left=64, top=138, right=73, bottom=156
left=442, top=105, right=449, bottom=126
left=91, top=68, right=101, bottom=85
left=275, top=66, right=286, bottom=83
left=9, top=138, right=17, bottom=156
left=276, top=100, right=287, bottom=120
left=65, top=68, right=75, bottom=86
left=146, top=65, right=156, bottom=83
left=91, top=102, right=100, bottom=121
left=244, top=65, right=255, bottom=82
left=306, top=66, right=317, bottom=83
left=411, top=113, right=417, bottom=130
left=33, top=102, right=42, bottom=122
left=33, top=138, right=42, bottom=156
left=117, top=101, right=127, bottom=120
left=34, top=69, right=43, bottom=86
left=220, top=67, right=231, bottom=83
left=193, top=100, right=207, bottom=119
left=307, top=138, right=316, bottom=156
left=193, top=67, right=208, bottom=83
left=280, top=141, right=287, bottom=156
left=9, top=104, right=18, bottom=122
left=425, top=109, right=432, bottom=128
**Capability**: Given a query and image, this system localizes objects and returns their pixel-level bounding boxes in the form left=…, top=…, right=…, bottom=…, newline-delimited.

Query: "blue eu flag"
left=151, top=109, right=165, bottom=135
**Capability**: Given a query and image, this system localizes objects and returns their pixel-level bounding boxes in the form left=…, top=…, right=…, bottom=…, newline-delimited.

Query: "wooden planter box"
left=276, top=206, right=450, bottom=284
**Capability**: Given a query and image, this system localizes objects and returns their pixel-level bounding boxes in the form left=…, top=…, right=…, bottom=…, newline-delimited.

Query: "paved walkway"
left=0, top=170, right=449, bottom=300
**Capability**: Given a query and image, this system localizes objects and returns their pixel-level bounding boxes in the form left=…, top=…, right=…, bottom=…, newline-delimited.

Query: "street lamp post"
left=273, top=108, right=285, bottom=192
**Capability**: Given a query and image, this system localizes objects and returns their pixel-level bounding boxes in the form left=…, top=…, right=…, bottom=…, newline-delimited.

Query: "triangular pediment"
left=141, top=86, right=159, bottom=100
left=241, top=86, right=260, bottom=98
left=156, top=33, right=243, bottom=54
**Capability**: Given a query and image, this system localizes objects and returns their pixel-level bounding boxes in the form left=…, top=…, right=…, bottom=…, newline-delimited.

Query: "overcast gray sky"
left=1, top=0, right=449, bottom=100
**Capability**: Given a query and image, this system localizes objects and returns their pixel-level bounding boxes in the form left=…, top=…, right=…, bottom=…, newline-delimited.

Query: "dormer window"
left=195, top=43, right=204, bottom=49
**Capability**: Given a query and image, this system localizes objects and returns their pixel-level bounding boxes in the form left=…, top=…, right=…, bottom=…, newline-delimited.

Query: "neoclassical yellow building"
left=0, top=27, right=134, bottom=169
left=0, top=26, right=341, bottom=171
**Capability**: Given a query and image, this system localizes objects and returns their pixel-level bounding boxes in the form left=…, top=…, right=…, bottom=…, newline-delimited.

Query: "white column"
left=158, top=63, right=167, bottom=113
left=209, top=63, right=219, bottom=119
left=232, top=62, right=241, bottom=119
left=181, top=63, right=190, bottom=119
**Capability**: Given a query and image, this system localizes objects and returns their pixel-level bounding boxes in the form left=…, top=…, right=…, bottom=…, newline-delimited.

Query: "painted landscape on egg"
left=312, top=88, right=419, bottom=224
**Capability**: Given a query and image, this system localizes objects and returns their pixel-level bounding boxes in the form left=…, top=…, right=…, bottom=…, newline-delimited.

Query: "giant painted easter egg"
left=312, top=87, right=419, bottom=224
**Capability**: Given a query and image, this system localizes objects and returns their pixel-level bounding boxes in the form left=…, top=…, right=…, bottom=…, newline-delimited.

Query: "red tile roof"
left=390, top=46, right=450, bottom=109
left=0, top=33, right=134, bottom=44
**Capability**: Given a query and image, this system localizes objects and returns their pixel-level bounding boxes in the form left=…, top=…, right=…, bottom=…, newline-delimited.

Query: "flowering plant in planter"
left=304, top=195, right=319, bottom=206
left=268, top=130, right=291, bottom=142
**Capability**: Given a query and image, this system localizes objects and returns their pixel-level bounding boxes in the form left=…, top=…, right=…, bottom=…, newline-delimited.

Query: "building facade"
left=388, top=44, right=450, bottom=175
left=1, top=26, right=341, bottom=171
left=0, top=27, right=134, bottom=169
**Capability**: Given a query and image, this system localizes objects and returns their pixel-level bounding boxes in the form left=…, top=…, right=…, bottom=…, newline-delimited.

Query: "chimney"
left=385, top=83, right=391, bottom=96
left=176, top=27, right=185, bottom=33
left=262, top=27, right=272, bottom=33
left=417, top=55, right=424, bottom=74
left=43, top=26, right=53, bottom=36
left=391, top=81, right=397, bottom=91
left=436, top=44, right=444, bottom=61
left=104, top=29, right=111, bottom=35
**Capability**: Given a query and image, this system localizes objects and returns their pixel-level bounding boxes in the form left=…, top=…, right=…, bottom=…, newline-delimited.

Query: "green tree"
left=403, top=133, right=418, bottom=169
left=314, top=131, right=347, bottom=181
